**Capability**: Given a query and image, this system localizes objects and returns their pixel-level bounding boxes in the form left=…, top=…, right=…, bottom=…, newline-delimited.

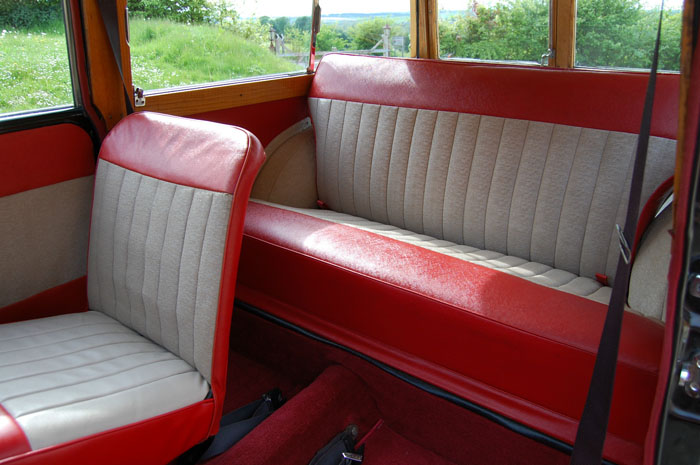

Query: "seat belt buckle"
left=616, top=224, right=631, bottom=264
left=341, top=452, right=364, bottom=463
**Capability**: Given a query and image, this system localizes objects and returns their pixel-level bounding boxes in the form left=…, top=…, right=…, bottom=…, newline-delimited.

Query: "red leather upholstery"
left=311, top=53, right=679, bottom=139
left=1, top=112, right=265, bottom=464
left=238, top=54, right=680, bottom=465
left=0, top=123, right=94, bottom=198
left=237, top=202, right=661, bottom=465
left=100, top=112, right=264, bottom=194
left=0, top=407, right=29, bottom=460
left=97, top=111, right=265, bottom=444
left=0, top=401, right=214, bottom=465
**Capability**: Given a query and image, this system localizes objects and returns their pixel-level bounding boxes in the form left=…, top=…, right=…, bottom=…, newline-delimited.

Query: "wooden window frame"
left=81, top=0, right=653, bottom=124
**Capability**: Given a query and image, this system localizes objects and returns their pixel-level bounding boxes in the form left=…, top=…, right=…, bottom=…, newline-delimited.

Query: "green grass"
left=0, top=27, right=73, bottom=114
left=0, top=18, right=304, bottom=115
left=129, top=18, right=302, bottom=91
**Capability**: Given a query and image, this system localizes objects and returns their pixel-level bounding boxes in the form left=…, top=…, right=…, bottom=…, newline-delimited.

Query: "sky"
left=229, top=0, right=683, bottom=18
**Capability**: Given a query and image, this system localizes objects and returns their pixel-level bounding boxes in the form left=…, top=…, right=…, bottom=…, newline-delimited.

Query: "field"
left=0, top=18, right=302, bottom=114
left=129, top=18, right=301, bottom=91
left=0, top=25, right=73, bottom=114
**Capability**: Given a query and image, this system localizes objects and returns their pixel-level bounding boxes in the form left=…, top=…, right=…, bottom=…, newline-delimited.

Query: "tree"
left=349, top=17, right=396, bottom=51
left=316, top=24, right=350, bottom=51
left=127, top=0, right=214, bottom=24
left=294, top=16, right=311, bottom=32
left=438, top=0, right=680, bottom=70
left=0, top=0, right=62, bottom=29
left=271, top=16, right=290, bottom=35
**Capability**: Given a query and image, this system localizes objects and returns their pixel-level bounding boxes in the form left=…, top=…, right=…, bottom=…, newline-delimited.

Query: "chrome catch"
left=679, top=353, right=700, bottom=399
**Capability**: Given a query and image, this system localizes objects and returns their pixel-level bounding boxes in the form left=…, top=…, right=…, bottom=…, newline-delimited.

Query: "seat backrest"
left=87, top=112, right=264, bottom=389
left=309, top=54, right=678, bottom=284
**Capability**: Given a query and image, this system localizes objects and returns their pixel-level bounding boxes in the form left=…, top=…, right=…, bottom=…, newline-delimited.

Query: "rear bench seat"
left=236, top=54, right=679, bottom=464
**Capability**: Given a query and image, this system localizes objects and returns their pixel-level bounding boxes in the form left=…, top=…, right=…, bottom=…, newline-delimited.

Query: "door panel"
left=0, top=123, right=95, bottom=323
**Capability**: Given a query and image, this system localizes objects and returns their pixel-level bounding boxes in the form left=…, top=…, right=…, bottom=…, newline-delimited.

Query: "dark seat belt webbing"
left=95, top=0, right=134, bottom=114
left=569, top=5, right=665, bottom=465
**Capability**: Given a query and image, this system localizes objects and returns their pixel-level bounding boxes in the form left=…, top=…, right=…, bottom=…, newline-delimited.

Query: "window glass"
left=0, top=0, right=74, bottom=115
left=575, top=0, right=681, bottom=71
left=316, top=1, right=410, bottom=58
left=438, top=0, right=549, bottom=64
left=128, top=0, right=312, bottom=92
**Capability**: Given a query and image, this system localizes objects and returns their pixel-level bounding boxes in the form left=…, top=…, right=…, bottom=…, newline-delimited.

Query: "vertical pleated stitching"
left=548, top=129, right=583, bottom=270
left=404, top=109, right=438, bottom=234
left=459, top=115, right=483, bottom=245
left=507, top=122, right=553, bottom=260
left=432, top=113, right=460, bottom=239
left=161, top=187, right=194, bottom=357
left=174, top=190, right=212, bottom=368
left=443, top=113, right=480, bottom=245
left=122, top=173, right=143, bottom=328
left=87, top=163, right=107, bottom=313
left=190, top=194, right=213, bottom=371
left=574, top=131, right=610, bottom=276
left=484, top=119, right=528, bottom=253
left=154, top=186, right=178, bottom=351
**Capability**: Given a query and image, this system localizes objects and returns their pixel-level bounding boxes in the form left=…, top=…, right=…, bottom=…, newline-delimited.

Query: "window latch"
left=134, top=86, right=145, bottom=107
left=541, top=49, right=555, bottom=66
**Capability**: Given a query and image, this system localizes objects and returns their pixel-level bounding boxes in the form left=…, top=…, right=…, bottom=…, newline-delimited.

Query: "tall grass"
left=0, top=24, right=73, bottom=114
left=0, top=18, right=304, bottom=115
left=129, top=18, right=303, bottom=91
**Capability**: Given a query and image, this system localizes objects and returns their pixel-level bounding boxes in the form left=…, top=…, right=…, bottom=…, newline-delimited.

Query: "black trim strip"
left=234, top=299, right=615, bottom=465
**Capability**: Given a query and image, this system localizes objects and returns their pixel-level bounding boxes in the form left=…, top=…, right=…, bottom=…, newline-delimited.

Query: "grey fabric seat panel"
left=309, top=97, right=676, bottom=285
left=87, top=160, right=233, bottom=383
left=0, top=311, right=209, bottom=450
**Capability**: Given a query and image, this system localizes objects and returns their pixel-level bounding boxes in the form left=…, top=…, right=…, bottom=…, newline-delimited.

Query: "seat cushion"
left=237, top=200, right=664, bottom=465
left=252, top=200, right=614, bottom=304
left=0, top=311, right=209, bottom=451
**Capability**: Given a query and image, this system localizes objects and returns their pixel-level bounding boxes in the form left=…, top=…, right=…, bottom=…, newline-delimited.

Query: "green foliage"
left=0, top=0, right=62, bottom=30
left=316, top=24, right=350, bottom=51
left=270, top=16, right=290, bottom=35
left=349, top=17, right=404, bottom=50
left=439, top=0, right=681, bottom=70
left=294, top=16, right=311, bottom=32
left=439, top=0, right=548, bottom=62
left=127, top=0, right=213, bottom=24
left=576, top=0, right=681, bottom=70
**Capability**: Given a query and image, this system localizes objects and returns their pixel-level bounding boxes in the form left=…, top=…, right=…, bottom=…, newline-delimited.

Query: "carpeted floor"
left=206, top=308, right=571, bottom=465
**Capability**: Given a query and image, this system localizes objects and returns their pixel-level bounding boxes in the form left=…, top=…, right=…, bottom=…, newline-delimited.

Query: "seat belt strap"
left=569, top=5, right=665, bottom=465
left=95, top=0, right=134, bottom=114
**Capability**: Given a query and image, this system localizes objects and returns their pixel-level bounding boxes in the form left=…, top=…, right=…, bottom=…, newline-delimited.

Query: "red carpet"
left=208, top=308, right=570, bottom=464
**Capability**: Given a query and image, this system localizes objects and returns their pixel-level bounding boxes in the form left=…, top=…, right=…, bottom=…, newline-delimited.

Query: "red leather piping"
left=0, top=406, right=30, bottom=460
left=208, top=130, right=266, bottom=434
left=310, top=54, right=679, bottom=140
left=100, top=112, right=259, bottom=194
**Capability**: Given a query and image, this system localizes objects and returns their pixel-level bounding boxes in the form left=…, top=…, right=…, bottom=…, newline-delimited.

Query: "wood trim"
left=552, top=0, right=576, bottom=68
left=673, top=0, right=696, bottom=225
left=410, top=0, right=418, bottom=57
left=81, top=0, right=131, bottom=130
left=136, top=74, right=314, bottom=117
left=425, top=0, right=439, bottom=59
left=411, top=0, right=438, bottom=59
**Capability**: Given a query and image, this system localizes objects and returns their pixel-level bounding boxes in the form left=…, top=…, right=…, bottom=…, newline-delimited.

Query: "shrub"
left=0, top=0, right=62, bottom=29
